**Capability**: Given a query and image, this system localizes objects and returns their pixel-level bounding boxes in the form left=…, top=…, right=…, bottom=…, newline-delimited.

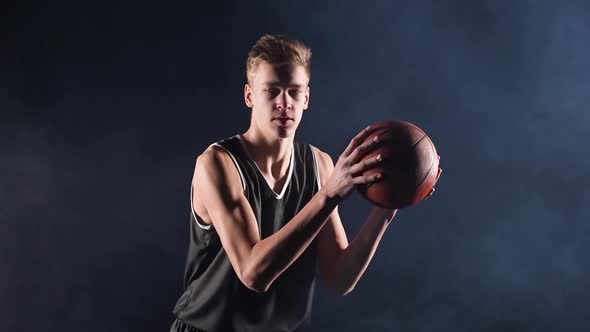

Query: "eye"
left=288, top=90, right=303, bottom=98
left=265, top=88, right=280, bottom=97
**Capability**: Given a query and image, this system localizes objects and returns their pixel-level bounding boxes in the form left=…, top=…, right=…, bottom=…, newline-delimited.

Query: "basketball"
left=357, top=120, right=439, bottom=209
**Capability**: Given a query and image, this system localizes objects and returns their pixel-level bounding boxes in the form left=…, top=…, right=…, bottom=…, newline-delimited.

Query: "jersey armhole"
left=189, top=142, right=247, bottom=231
left=190, top=184, right=212, bottom=230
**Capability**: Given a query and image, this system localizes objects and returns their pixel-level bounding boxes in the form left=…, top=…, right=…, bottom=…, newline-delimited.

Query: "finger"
left=342, top=125, right=379, bottom=157
left=353, top=172, right=382, bottom=185
left=425, top=187, right=435, bottom=199
left=348, top=135, right=381, bottom=164
left=349, top=153, right=382, bottom=175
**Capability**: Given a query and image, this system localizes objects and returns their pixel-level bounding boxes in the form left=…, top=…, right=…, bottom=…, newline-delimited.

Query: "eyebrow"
left=263, top=82, right=306, bottom=88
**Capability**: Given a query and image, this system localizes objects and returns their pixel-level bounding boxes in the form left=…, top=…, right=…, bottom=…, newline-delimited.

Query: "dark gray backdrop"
left=2, top=0, right=589, bottom=331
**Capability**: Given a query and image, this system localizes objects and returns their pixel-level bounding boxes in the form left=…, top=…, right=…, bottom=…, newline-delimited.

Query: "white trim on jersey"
left=209, top=140, right=247, bottom=191
left=190, top=185, right=211, bottom=230
left=236, top=134, right=294, bottom=200
left=189, top=141, right=248, bottom=231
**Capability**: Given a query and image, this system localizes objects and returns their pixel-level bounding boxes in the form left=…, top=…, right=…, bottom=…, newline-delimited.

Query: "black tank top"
left=172, top=135, right=322, bottom=332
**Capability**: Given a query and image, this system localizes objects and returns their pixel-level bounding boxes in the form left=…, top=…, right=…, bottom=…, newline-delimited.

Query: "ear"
left=303, top=85, right=310, bottom=110
left=244, top=83, right=253, bottom=108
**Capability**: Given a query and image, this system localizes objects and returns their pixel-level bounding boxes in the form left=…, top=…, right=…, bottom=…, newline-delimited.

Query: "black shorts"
left=170, top=318, right=207, bottom=332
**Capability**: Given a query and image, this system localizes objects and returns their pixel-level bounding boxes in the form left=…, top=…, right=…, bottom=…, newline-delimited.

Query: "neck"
left=241, top=128, right=293, bottom=178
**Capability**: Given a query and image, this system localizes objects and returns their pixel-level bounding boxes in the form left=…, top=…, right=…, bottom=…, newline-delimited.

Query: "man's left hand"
left=425, top=155, right=442, bottom=199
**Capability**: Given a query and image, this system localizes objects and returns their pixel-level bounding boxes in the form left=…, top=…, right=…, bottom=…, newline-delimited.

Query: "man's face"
left=244, top=61, right=310, bottom=139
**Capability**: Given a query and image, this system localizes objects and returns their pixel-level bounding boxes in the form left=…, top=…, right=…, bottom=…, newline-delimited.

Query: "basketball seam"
left=411, top=134, right=426, bottom=151
left=375, top=121, right=426, bottom=134
left=367, top=134, right=426, bottom=208
left=415, top=136, right=436, bottom=193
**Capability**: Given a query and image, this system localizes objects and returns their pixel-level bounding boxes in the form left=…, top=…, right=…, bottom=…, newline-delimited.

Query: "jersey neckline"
left=236, top=134, right=295, bottom=199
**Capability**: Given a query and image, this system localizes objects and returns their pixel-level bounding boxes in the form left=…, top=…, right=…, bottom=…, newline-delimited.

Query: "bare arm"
left=315, top=150, right=442, bottom=295
left=195, top=126, right=382, bottom=293
left=315, top=148, right=396, bottom=296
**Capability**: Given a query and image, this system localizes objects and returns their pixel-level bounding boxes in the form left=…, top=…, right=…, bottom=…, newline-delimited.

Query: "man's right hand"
left=320, top=125, right=384, bottom=203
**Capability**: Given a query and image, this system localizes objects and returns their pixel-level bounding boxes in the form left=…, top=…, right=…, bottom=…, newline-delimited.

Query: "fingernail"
left=376, top=154, right=382, bottom=161
left=373, top=136, right=379, bottom=142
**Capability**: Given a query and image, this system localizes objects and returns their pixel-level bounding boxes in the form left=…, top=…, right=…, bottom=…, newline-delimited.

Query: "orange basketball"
left=357, top=120, right=439, bottom=209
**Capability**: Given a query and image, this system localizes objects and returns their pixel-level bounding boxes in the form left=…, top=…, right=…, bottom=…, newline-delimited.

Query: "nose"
left=276, top=91, right=292, bottom=110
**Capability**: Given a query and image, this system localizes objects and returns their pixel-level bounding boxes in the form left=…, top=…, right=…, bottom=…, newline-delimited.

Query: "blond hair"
left=246, top=34, right=312, bottom=84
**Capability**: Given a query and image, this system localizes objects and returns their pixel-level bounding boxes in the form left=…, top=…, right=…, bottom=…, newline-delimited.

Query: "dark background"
left=2, top=0, right=590, bottom=331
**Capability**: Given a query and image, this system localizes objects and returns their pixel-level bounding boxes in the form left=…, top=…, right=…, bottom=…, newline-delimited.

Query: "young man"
left=170, top=34, right=440, bottom=332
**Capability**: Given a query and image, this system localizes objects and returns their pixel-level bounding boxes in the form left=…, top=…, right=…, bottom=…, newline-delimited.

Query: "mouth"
left=273, top=117, right=294, bottom=126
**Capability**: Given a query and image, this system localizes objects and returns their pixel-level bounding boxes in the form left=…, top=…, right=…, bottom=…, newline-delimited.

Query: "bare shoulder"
left=309, top=145, right=335, bottom=184
left=310, top=145, right=333, bottom=165
left=193, top=144, right=243, bottom=196
left=195, top=144, right=233, bottom=171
